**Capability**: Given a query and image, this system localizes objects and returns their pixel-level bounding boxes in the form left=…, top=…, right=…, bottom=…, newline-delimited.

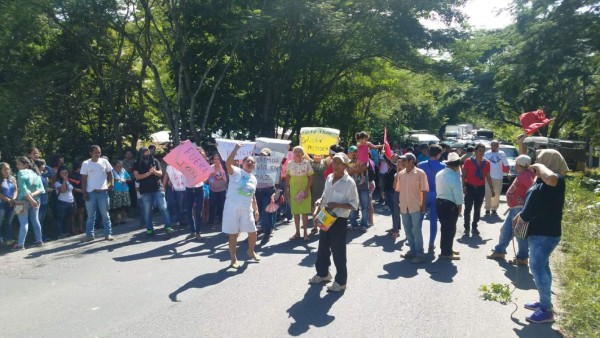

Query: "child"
left=355, top=131, right=383, bottom=181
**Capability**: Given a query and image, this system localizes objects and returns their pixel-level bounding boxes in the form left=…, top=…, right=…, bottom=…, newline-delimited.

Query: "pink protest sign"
left=163, top=140, right=214, bottom=186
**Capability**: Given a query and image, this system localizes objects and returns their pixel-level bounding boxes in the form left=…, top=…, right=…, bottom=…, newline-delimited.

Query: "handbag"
left=512, top=212, right=529, bottom=239
left=14, top=202, right=27, bottom=215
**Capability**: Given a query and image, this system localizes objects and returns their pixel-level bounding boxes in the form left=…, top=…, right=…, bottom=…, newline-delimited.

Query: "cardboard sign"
left=215, top=139, right=256, bottom=161
left=255, top=137, right=291, bottom=157
left=254, top=153, right=285, bottom=185
left=300, top=127, right=340, bottom=155
left=163, top=140, right=214, bottom=186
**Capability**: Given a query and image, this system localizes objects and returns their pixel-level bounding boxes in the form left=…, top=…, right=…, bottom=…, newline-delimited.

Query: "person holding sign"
left=286, top=146, right=314, bottom=241
left=223, top=143, right=261, bottom=269
left=310, top=152, right=358, bottom=292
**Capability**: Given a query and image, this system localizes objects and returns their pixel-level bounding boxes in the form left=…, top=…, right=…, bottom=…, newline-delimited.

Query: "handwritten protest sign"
left=255, top=137, right=291, bottom=157
left=163, top=140, right=214, bottom=186
left=215, top=139, right=256, bottom=161
left=255, top=153, right=285, bottom=185
left=300, top=127, right=340, bottom=155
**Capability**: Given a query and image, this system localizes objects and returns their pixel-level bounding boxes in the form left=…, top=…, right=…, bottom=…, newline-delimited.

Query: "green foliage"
left=559, top=173, right=600, bottom=338
left=479, top=283, right=513, bottom=304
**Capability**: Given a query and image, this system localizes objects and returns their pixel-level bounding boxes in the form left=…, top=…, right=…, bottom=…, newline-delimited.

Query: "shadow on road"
left=378, top=260, right=419, bottom=279
left=361, top=234, right=403, bottom=253
left=426, top=259, right=458, bottom=283
left=509, top=303, right=563, bottom=338
left=456, top=234, right=492, bottom=249
left=168, top=263, right=248, bottom=302
left=286, top=284, right=343, bottom=336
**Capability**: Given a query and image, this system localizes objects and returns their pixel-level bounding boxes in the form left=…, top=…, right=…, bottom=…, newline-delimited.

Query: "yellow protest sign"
left=300, top=127, right=340, bottom=155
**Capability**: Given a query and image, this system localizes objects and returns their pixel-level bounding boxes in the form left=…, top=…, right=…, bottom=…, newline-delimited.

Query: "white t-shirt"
left=80, top=158, right=113, bottom=192
left=379, top=154, right=388, bottom=174
left=484, top=150, right=509, bottom=180
left=166, top=166, right=187, bottom=191
left=224, top=166, right=257, bottom=210
left=54, top=181, right=74, bottom=203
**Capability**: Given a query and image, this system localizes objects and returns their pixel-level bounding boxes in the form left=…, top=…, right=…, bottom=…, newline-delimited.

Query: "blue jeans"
left=528, top=235, right=560, bottom=310
left=185, top=187, right=203, bottom=234
left=422, top=192, right=438, bottom=246
left=17, top=202, right=42, bottom=246
left=208, top=190, right=226, bottom=224
left=166, top=187, right=186, bottom=224
left=401, top=211, right=425, bottom=256
left=0, top=202, right=15, bottom=240
left=85, top=191, right=112, bottom=238
left=493, top=207, right=529, bottom=259
left=55, top=201, right=75, bottom=236
left=256, top=187, right=276, bottom=235
left=349, top=189, right=370, bottom=228
left=142, top=191, right=171, bottom=231
left=384, top=190, right=400, bottom=231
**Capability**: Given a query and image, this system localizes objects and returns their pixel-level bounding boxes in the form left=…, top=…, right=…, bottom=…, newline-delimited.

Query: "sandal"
left=230, top=261, right=241, bottom=269
left=289, top=234, right=301, bottom=241
left=247, top=251, right=261, bottom=262
left=310, top=227, right=319, bottom=236
left=304, top=234, right=310, bottom=241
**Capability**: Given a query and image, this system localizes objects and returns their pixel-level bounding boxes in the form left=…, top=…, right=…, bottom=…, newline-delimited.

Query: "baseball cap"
left=515, top=155, right=531, bottom=167
left=259, top=148, right=272, bottom=156
left=399, top=153, right=416, bottom=162
left=348, top=145, right=357, bottom=153
left=332, top=152, right=350, bottom=164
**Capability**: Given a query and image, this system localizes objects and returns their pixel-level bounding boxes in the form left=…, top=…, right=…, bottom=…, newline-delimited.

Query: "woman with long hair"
left=0, top=162, right=18, bottom=245
left=54, top=166, right=75, bottom=239
left=12, top=156, right=45, bottom=250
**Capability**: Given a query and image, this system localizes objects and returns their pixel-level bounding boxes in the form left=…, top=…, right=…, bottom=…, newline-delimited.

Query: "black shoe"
left=492, top=210, right=498, bottom=216
left=485, top=210, right=490, bottom=216
left=463, top=230, right=470, bottom=236
left=472, top=228, right=480, bottom=235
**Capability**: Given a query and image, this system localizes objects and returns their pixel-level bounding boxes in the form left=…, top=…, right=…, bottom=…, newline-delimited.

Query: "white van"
left=405, top=133, right=440, bottom=147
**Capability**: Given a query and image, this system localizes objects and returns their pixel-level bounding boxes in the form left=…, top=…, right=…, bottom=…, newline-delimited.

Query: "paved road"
left=1, top=196, right=563, bottom=337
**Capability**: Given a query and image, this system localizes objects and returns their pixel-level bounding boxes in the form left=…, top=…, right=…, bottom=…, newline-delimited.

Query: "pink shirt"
left=395, top=167, right=429, bottom=213
left=357, top=144, right=369, bottom=163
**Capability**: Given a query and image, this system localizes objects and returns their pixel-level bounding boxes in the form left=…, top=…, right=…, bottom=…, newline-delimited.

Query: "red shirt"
left=506, top=170, right=536, bottom=208
left=463, top=157, right=491, bottom=186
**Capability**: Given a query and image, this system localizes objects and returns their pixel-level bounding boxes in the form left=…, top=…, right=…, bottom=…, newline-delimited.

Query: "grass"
left=479, top=283, right=513, bottom=304
left=557, top=172, right=600, bottom=338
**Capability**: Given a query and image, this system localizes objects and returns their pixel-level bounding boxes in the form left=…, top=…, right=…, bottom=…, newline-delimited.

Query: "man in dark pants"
left=435, top=152, right=464, bottom=259
left=461, top=143, right=494, bottom=236
left=309, top=153, right=359, bottom=292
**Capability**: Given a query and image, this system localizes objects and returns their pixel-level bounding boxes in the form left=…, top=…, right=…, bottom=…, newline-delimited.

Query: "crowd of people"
left=0, top=130, right=569, bottom=325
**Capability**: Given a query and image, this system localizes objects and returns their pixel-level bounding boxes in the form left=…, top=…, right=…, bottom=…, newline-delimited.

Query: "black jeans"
left=208, top=190, right=226, bottom=224
left=437, top=199, right=459, bottom=256
left=463, top=184, right=485, bottom=230
left=315, top=217, right=348, bottom=285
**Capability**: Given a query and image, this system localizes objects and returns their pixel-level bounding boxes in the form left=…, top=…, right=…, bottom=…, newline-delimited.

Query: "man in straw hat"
left=310, top=152, right=358, bottom=292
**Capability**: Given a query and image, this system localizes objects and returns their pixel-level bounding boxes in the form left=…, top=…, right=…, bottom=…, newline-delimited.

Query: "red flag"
left=384, top=127, right=392, bottom=158
left=519, top=110, right=554, bottom=135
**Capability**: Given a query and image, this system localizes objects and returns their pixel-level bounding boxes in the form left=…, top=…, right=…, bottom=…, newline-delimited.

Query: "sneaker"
left=185, top=233, right=196, bottom=240
left=440, top=254, right=460, bottom=260
left=309, top=273, right=332, bottom=284
left=105, top=235, right=115, bottom=241
left=367, top=223, right=374, bottom=228
left=11, top=243, right=24, bottom=251
left=472, top=228, right=480, bottom=235
left=486, top=252, right=506, bottom=260
left=165, top=227, right=175, bottom=235
left=492, top=210, right=498, bottom=216
left=360, top=227, right=368, bottom=233
left=524, top=301, right=541, bottom=310
left=411, top=255, right=426, bottom=264
left=508, top=258, right=529, bottom=266
left=327, top=281, right=346, bottom=292
left=145, top=230, right=154, bottom=238
left=401, top=251, right=416, bottom=259
left=428, top=245, right=435, bottom=253
left=526, top=308, right=554, bottom=324
left=32, top=241, right=44, bottom=247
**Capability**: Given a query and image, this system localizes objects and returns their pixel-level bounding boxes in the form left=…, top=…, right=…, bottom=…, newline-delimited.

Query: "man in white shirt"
left=309, top=152, right=359, bottom=292
left=483, top=140, right=509, bottom=216
left=80, top=145, right=114, bottom=242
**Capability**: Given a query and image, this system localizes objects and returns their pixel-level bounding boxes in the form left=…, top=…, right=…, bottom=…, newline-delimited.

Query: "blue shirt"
left=417, top=159, right=446, bottom=193
left=370, top=149, right=379, bottom=167
left=435, top=168, right=464, bottom=205
left=112, top=169, right=130, bottom=192
left=1, top=177, right=16, bottom=199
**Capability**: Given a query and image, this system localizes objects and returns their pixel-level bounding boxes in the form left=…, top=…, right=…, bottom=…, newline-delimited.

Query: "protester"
left=183, top=146, right=208, bottom=240
left=68, top=162, right=85, bottom=235
left=519, top=149, right=568, bottom=324
left=395, top=153, right=429, bottom=264
left=354, top=131, right=383, bottom=183
left=34, top=159, right=51, bottom=238
left=110, top=160, right=132, bottom=225
left=286, top=146, right=314, bottom=240
left=122, top=148, right=137, bottom=208
left=223, top=143, right=261, bottom=269
left=487, top=154, right=535, bottom=265
left=484, top=140, right=509, bottom=216
left=417, top=144, right=446, bottom=251
left=440, top=143, right=451, bottom=162
left=254, top=148, right=278, bottom=244
left=54, top=166, right=75, bottom=239
left=435, top=152, right=463, bottom=260
left=417, top=144, right=429, bottom=163
left=208, top=153, right=227, bottom=226
left=347, top=146, right=370, bottom=232
left=366, top=154, right=377, bottom=227
left=377, top=150, right=389, bottom=203
left=0, top=162, right=17, bottom=245
left=164, top=163, right=186, bottom=228
left=462, top=143, right=495, bottom=236
left=381, top=155, right=400, bottom=239
left=134, top=146, right=174, bottom=238
left=309, top=152, right=358, bottom=292
left=460, top=146, right=475, bottom=164
left=81, top=145, right=114, bottom=242
left=12, top=156, right=45, bottom=250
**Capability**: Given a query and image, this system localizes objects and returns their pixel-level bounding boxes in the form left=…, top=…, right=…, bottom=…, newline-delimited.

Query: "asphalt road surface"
left=1, top=196, right=563, bottom=337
